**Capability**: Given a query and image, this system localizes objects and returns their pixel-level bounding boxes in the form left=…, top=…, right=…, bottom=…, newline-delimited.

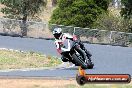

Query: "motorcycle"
left=61, top=39, right=94, bottom=69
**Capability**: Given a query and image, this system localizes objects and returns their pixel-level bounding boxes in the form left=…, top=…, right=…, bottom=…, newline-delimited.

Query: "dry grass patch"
left=0, top=50, right=61, bottom=69
left=0, top=79, right=131, bottom=88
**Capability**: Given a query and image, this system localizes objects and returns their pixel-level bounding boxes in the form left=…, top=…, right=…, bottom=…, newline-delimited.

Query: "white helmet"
left=53, top=28, right=62, bottom=39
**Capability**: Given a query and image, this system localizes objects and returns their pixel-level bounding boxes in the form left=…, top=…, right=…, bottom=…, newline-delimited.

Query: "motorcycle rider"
left=53, top=27, right=92, bottom=63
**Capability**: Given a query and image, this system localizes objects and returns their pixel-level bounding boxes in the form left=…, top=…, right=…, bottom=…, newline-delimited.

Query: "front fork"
left=78, top=41, right=92, bottom=60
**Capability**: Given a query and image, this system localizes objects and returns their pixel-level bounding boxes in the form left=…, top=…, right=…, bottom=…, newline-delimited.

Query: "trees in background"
left=121, top=0, right=132, bottom=19
left=49, top=0, right=132, bottom=33
left=52, top=0, right=57, bottom=7
left=0, top=0, right=47, bottom=36
left=93, top=0, right=132, bottom=33
left=49, top=0, right=110, bottom=28
left=93, top=12, right=132, bottom=32
left=0, top=0, right=131, bottom=33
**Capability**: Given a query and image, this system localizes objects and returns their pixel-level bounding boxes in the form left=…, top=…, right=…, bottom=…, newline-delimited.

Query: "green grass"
left=0, top=50, right=62, bottom=69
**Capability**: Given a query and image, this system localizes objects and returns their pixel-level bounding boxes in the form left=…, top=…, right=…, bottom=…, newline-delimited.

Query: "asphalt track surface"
left=0, top=35, right=132, bottom=78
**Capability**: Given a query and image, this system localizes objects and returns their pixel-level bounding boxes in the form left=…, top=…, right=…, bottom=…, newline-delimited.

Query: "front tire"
left=72, top=53, right=87, bottom=69
left=87, top=61, right=94, bottom=69
left=74, top=47, right=94, bottom=69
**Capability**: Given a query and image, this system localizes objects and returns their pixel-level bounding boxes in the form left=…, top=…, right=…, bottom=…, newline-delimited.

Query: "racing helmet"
left=53, top=28, right=62, bottom=39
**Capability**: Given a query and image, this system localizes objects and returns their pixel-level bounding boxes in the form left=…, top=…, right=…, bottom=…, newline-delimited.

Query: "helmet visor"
left=53, top=33, right=62, bottom=39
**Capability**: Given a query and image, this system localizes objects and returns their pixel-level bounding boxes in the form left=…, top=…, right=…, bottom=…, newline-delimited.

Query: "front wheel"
left=87, top=60, right=94, bottom=69
left=85, top=56, right=94, bottom=69
left=72, top=53, right=88, bottom=69
left=73, top=47, right=94, bottom=69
